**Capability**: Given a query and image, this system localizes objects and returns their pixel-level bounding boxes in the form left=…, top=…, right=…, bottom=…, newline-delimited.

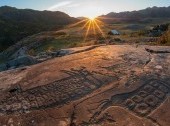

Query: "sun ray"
left=81, top=20, right=90, bottom=30
left=95, top=19, right=104, bottom=25
left=93, top=19, right=106, bottom=39
left=95, top=19, right=112, bottom=29
left=68, top=18, right=108, bottom=44
left=84, top=20, right=92, bottom=42
left=68, top=19, right=88, bottom=28
left=91, top=20, right=97, bottom=40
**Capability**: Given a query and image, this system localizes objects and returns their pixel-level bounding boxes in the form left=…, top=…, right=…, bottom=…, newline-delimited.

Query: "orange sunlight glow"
left=87, top=16, right=96, bottom=20
left=68, top=19, right=88, bottom=28
left=93, top=19, right=106, bottom=39
left=68, top=17, right=107, bottom=43
left=84, top=20, right=92, bottom=42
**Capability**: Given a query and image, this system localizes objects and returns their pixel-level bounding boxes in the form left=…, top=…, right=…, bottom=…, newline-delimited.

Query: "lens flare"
left=87, top=16, right=96, bottom=21
left=68, top=17, right=107, bottom=43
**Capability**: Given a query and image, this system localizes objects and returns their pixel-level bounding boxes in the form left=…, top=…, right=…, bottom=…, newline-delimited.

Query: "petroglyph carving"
left=0, top=68, right=114, bottom=115
left=90, top=79, right=170, bottom=122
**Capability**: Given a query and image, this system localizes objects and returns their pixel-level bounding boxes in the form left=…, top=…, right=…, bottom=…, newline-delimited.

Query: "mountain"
left=77, top=17, right=88, bottom=20
left=99, top=6, right=170, bottom=23
left=0, top=6, right=78, bottom=51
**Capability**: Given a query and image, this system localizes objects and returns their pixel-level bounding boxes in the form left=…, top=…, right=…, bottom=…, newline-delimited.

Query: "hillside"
left=99, top=6, right=170, bottom=23
left=0, top=6, right=78, bottom=51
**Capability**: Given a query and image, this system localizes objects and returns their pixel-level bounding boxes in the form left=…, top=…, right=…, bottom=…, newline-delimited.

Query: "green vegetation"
left=34, top=34, right=97, bottom=53
left=1, top=6, right=170, bottom=52
left=5, top=21, right=169, bottom=58
left=1, top=6, right=170, bottom=62
left=158, top=31, right=170, bottom=45
left=0, top=6, right=78, bottom=52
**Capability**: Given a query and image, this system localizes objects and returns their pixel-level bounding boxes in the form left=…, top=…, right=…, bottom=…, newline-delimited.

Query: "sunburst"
left=68, top=17, right=107, bottom=43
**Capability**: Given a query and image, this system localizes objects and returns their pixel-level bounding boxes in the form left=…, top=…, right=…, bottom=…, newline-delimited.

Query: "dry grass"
left=4, top=21, right=170, bottom=57
left=158, top=30, right=170, bottom=45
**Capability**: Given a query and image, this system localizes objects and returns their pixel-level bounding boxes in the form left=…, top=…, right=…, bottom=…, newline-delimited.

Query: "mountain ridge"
left=0, top=6, right=78, bottom=51
left=102, top=6, right=170, bottom=18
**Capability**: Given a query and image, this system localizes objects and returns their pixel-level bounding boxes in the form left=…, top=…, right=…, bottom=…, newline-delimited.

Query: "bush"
left=158, top=31, right=170, bottom=44
left=138, top=30, right=147, bottom=36
left=114, top=38, right=121, bottom=41
left=97, top=36, right=105, bottom=41
left=28, top=49, right=35, bottom=56
left=47, top=46, right=55, bottom=52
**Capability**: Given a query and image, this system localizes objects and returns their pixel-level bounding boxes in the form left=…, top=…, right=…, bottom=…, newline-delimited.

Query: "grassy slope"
left=1, top=18, right=170, bottom=61
left=0, top=6, right=78, bottom=52
left=31, top=23, right=109, bottom=53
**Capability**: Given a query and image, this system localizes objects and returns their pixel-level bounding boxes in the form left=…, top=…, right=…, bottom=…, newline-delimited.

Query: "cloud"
left=67, top=3, right=80, bottom=8
left=48, top=1, right=72, bottom=10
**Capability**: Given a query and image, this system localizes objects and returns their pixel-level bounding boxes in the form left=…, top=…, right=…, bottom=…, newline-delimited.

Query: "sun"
left=86, top=16, right=97, bottom=21
left=68, top=15, right=106, bottom=43
left=88, top=17, right=96, bottom=20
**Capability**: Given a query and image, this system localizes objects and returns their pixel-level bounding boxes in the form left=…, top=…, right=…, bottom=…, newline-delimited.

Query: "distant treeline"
left=0, top=6, right=78, bottom=52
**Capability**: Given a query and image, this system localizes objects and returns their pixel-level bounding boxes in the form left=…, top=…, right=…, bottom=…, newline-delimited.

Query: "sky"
left=0, top=0, right=169, bottom=18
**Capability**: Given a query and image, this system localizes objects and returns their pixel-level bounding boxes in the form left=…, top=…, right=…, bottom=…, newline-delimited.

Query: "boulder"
left=0, top=55, right=38, bottom=72
left=8, top=55, right=38, bottom=67
left=11, top=46, right=28, bottom=59
left=57, top=50, right=70, bottom=56
left=0, top=64, right=7, bottom=71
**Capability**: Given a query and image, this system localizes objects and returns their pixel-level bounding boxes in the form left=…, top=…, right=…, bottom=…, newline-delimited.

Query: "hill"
left=0, top=6, right=78, bottom=51
left=99, top=6, right=170, bottom=23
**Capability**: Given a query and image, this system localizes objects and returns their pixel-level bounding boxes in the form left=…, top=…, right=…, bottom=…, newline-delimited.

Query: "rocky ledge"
left=0, top=45, right=169, bottom=126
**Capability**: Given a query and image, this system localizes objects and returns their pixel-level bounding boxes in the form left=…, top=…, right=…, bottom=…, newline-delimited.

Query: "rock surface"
left=0, top=45, right=169, bottom=126
left=0, top=45, right=100, bottom=72
left=0, top=55, right=38, bottom=72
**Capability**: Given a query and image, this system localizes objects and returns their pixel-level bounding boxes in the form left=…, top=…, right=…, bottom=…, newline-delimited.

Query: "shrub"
left=28, top=49, right=35, bottom=56
left=138, top=30, right=147, bottom=36
left=114, top=38, right=121, bottom=41
left=158, top=31, right=170, bottom=44
left=97, top=36, right=105, bottom=41
left=47, top=46, right=55, bottom=52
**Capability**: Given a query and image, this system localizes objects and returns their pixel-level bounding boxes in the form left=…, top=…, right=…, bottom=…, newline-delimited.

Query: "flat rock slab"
left=0, top=45, right=169, bottom=126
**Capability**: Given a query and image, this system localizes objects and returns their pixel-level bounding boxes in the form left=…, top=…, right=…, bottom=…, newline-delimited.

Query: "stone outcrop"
left=0, top=55, right=38, bottom=71
left=0, top=45, right=101, bottom=72
left=0, top=45, right=169, bottom=126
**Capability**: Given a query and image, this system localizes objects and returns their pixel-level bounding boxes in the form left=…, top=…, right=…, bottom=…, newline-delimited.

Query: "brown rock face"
left=0, top=45, right=169, bottom=126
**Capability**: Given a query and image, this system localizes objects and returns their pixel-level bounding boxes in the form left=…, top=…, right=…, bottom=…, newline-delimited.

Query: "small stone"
left=5, top=105, right=11, bottom=111
left=11, top=103, right=22, bottom=111
left=155, top=65, right=163, bottom=69
left=8, top=118, right=13, bottom=124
